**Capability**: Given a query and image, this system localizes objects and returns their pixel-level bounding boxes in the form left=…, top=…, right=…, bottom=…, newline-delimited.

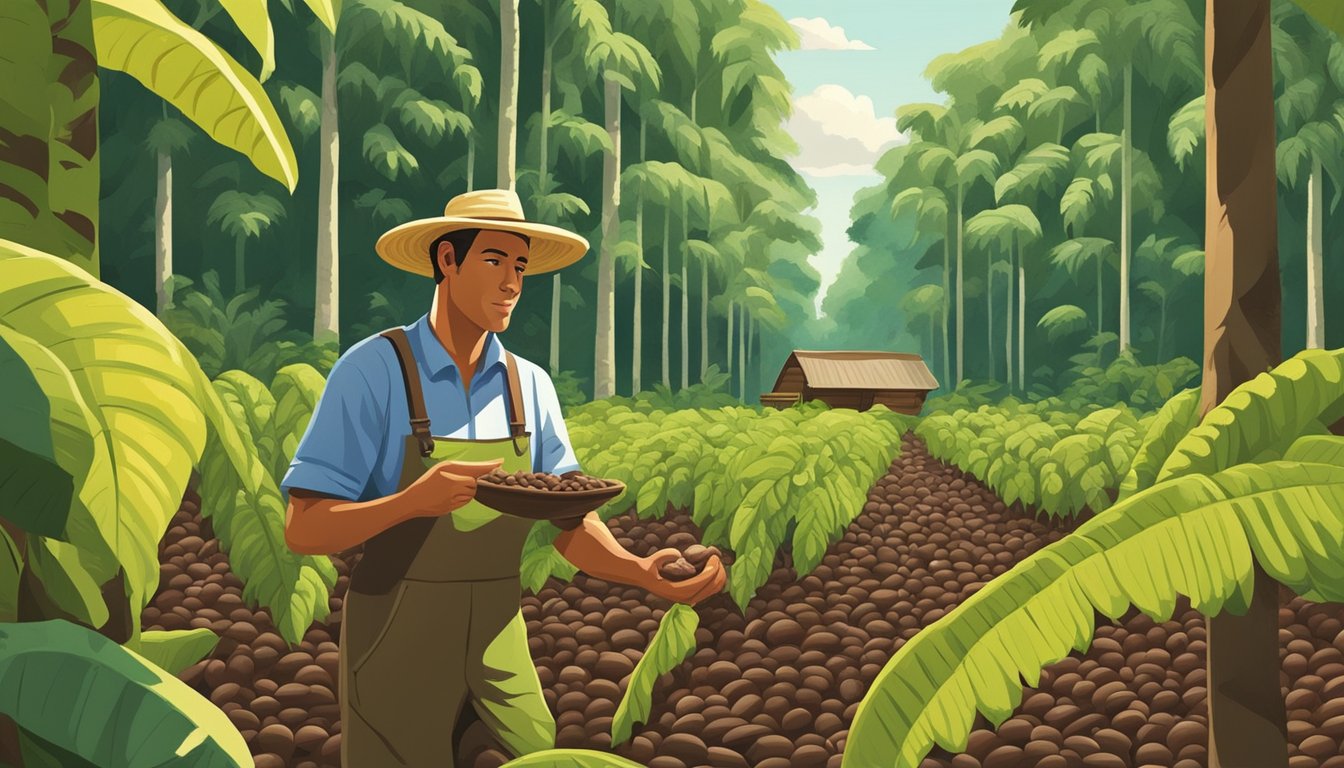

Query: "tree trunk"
left=1306, top=161, right=1324, bottom=349
left=700, top=250, right=709, bottom=381
left=662, top=206, right=671, bottom=387
left=541, top=32, right=559, bottom=376
left=1017, top=253, right=1025, bottom=391
left=313, top=35, right=340, bottom=344
left=1158, top=298, right=1168, bottom=361
left=1202, top=2, right=1287, bottom=767
left=593, top=73, right=620, bottom=399
left=467, top=134, right=476, bottom=192
left=942, top=235, right=951, bottom=389
left=632, top=121, right=646, bottom=393
left=496, top=0, right=519, bottom=191
left=1096, top=254, right=1104, bottom=366
left=726, top=298, right=735, bottom=396
left=550, top=275, right=561, bottom=375
left=955, top=191, right=965, bottom=385
left=155, top=150, right=173, bottom=315
left=234, top=235, right=246, bottom=294
left=986, top=253, right=995, bottom=380
left=680, top=202, right=689, bottom=392
left=738, top=304, right=746, bottom=400
left=1119, top=62, right=1133, bottom=353
left=50, top=0, right=100, bottom=276
left=1005, top=245, right=1013, bottom=391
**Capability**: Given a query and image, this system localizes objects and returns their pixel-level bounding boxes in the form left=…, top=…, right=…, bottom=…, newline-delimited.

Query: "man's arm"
left=285, top=458, right=503, bottom=555
left=553, top=513, right=726, bottom=605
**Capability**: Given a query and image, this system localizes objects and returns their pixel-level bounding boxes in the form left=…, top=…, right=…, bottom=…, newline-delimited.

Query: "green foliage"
left=845, top=451, right=1344, bottom=768
left=198, top=365, right=336, bottom=645
left=611, top=604, right=699, bottom=745
left=499, top=750, right=645, bottom=768
left=0, top=244, right=244, bottom=637
left=128, top=628, right=220, bottom=675
left=0, top=619, right=251, bottom=766
left=543, top=402, right=908, bottom=607
left=847, top=349, right=1344, bottom=768
left=92, top=0, right=298, bottom=191
left=0, top=332, right=73, bottom=540
left=1158, top=348, right=1344, bottom=482
left=919, top=399, right=1144, bottom=518
left=1118, top=387, right=1201, bottom=499
left=162, top=271, right=338, bottom=381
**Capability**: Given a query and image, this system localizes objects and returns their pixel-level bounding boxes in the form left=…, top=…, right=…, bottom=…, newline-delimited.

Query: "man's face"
left=438, top=230, right=530, bottom=333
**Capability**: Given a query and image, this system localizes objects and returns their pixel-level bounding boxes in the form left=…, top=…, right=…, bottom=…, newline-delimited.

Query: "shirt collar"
left=409, top=313, right=506, bottom=381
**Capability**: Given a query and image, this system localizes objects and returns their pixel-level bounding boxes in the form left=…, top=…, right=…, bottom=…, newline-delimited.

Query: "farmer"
left=280, top=189, right=726, bottom=766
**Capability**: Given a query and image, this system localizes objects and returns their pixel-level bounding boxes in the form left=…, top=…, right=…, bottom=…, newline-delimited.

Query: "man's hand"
left=638, top=548, right=727, bottom=605
left=400, top=458, right=503, bottom=519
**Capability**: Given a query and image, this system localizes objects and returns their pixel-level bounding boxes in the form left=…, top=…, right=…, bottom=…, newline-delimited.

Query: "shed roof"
left=782, top=350, right=940, bottom=391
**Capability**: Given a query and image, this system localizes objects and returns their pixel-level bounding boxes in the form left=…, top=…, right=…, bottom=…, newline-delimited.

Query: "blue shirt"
left=280, top=313, right=581, bottom=502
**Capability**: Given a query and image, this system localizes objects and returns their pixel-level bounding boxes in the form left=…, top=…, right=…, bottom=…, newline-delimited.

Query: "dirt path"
left=145, top=434, right=1344, bottom=768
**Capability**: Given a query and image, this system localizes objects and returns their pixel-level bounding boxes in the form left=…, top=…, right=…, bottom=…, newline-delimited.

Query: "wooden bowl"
left=474, top=480, right=626, bottom=529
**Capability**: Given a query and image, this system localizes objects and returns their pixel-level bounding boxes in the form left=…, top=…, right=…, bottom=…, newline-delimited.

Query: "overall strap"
left=504, top=351, right=527, bottom=440
left=380, top=328, right=435, bottom=458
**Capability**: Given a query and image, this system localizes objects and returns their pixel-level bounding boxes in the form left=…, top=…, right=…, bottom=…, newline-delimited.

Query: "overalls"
left=339, top=328, right=555, bottom=766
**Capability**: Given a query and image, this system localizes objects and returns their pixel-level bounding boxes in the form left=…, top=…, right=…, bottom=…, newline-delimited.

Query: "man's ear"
left=436, top=240, right=455, bottom=278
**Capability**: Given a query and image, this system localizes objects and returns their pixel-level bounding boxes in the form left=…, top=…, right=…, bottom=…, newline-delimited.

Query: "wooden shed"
left=764, top=350, right=940, bottom=414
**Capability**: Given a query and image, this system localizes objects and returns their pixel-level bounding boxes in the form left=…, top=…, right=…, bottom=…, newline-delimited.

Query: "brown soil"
left=144, top=435, right=1344, bottom=768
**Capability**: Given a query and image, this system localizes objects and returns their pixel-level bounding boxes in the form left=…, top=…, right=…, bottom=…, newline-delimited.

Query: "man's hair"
left=429, top=228, right=533, bottom=282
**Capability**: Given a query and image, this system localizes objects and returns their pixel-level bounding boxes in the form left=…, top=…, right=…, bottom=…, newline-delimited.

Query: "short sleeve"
left=280, top=347, right=389, bottom=501
left=531, top=368, right=581, bottom=475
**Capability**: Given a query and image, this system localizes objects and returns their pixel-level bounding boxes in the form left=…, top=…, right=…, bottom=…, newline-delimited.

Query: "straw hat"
left=375, top=189, right=589, bottom=277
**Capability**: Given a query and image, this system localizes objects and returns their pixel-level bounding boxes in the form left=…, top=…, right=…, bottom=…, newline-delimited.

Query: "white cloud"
left=789, top=17, right=875, bottom=51
left=785, top=84, right=907, bottom=177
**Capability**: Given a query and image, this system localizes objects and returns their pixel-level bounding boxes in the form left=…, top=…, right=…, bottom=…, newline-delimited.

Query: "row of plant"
left=915, top=352, right=1200, bottom=518
left=517, top=399, right=910, bottom=608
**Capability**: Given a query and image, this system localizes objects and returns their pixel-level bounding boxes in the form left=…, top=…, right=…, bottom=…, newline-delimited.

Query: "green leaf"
left=611, top=604, right=700, bottom=745
left=1119, top=388, right=1201, bottom=499
left=301, top=0, right=340, bottom=33
left=1, top=243, right=215, bottom=634
left=0, top=331, right=73, bottom=539
left=0, top=527, right=20, bottom=622
left=844, top=459, right=1344, bottom=768
left=92, top=0, right=299, bottom=191
left=128, top=628, right=221, bottom=675
left=1159, top=349, right=1344, bottom=481
left=0, top=619, right=252, bottom=766
left=218, top=0, right=275, bottom=81
left=500, top=749, right=645, bottom=768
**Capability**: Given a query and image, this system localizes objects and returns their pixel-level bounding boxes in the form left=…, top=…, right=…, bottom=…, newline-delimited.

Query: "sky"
left=766, top=0, right=1018, bottom=315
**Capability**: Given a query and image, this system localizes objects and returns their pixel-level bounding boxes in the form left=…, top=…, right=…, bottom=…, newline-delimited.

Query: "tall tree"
left=591, top=2, right=659, bottom=398
left=1202, top=0, right=1287, bottom=764
left=146, top=116, right=191, bottom=314
left=498, top=0, right=519, bottom=190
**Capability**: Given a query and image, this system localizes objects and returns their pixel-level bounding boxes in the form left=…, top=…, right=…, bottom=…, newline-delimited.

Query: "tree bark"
left=467, top=134, right=476, bottom=192
left=540, top=30, right=560, bottom=376
left=738, top=304, right=746, bottom=401
left=1306, top=161, right=1324, bottom=349
left=1120, top=62, right=1133, bottom=353
left=662, top=206, right=671, bottom=388
left=1017, top=253, right=1025, bottom=391
left=593, top=73, right=620, bottom=399
left=1005, top=245, right=1013, bottom=391
left=313, top=35, right=340, bottom=344
left=955, top=191, right=965, bottom=385
left=633, top=120, right=646, bottom=393
left=942, top=235, right=951, bottom=389
left=986, top=252, right=995, bottom=380
left=155, top=149, right=173, bottom=315
left=700, top=248, right=709, bottom=381
left=497, top=0, right=519, bottom=191
left=681, top=201, right=689, bottom=392
left=1202, top=2, right=1287, bottom=767
left=726, top=298, right=735, bottom=396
